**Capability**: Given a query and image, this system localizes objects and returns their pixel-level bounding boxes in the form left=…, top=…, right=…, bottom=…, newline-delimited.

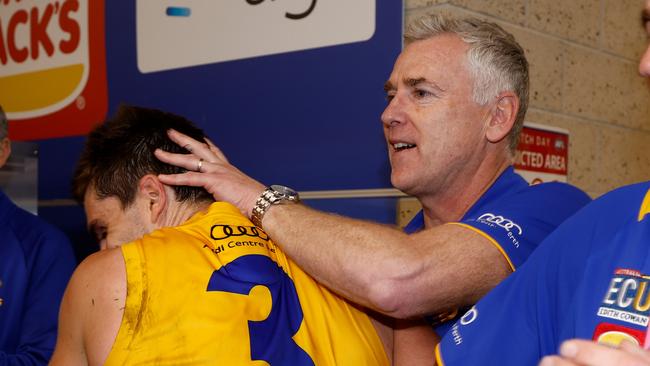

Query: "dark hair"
left=72, top=105, right=213, bottom=207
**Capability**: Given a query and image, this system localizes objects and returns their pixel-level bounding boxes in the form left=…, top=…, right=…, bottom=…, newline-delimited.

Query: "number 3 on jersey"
left=207, top=255, right=315, bottom=365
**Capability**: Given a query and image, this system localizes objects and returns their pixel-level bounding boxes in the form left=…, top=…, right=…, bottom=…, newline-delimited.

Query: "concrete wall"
left=405, top=0, right=650, bottom=197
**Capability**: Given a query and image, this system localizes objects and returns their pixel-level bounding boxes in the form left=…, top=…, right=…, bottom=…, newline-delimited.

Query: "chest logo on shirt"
left=592, top=322, right=645, bottom=347
left=597, top=268, right=650, bottom=327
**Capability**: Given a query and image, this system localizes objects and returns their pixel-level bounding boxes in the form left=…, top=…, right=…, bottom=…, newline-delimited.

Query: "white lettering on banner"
left=477, top=213, right=523, bottom=235
left=136, top=1, right=376, bottom=73
left=601, top=275, right=650, bottom=312
left=544, top=154, right=566, bottom=171
left=598, top=307, right=649, bottom=327
left=603, top=278, right=623, bottom=305
left=516, top=150, right=544, bottom=168
left=619, top=279, right=639, bottom=308
left=514, top=151, right=566, bottom=171
left=536, top=136, right=550, bottom=147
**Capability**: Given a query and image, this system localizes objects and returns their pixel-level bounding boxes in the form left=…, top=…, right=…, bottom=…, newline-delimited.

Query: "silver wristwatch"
left=251, top=185, right=300, bottom=228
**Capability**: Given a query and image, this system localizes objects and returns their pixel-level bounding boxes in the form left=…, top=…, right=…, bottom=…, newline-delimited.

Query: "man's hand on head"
left=155, top=129, right=265, bottom=218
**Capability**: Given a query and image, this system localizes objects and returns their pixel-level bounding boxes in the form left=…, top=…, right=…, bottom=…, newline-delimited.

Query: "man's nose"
left=381, top=94, right=406, bottom=128
left=640, top=44, right=650, bottom=77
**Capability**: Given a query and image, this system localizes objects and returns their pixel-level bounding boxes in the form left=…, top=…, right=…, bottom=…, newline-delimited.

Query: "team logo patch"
left=476, top=213, right=523, bottom=235
left=592, top=322, right=645, bottom=346
left=597, top=268, right=650, bottom=327
left=475, top=213, right=522, bottom=248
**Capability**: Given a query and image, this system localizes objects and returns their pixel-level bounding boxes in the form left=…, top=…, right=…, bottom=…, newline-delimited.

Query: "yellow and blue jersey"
left=436, top=181, right=650, bottom=365
left=104, top=202, right=388, bottom=366
left=404, top=166, right=590, bottom=335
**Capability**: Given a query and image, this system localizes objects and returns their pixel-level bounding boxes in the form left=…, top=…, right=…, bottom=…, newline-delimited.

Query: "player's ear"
left=137, top=174, right=167, bottom=223
left=485, top=91, right=519, bottom=144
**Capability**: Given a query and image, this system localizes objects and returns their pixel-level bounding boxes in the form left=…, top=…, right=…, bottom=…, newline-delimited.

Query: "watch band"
left=251, top=188, right=276, bottom=227
left=250, top=185, right=299, bottom=228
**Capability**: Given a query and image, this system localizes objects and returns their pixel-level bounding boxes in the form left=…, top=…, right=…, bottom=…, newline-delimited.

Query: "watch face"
left=270, top=185, right=299, bottom=200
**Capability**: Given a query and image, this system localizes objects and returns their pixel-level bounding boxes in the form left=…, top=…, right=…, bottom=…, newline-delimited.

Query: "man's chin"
left=391, top=175, right=416, bottom=195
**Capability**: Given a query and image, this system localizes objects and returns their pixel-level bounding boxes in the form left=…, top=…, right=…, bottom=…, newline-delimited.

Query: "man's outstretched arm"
left=260, top=203, right=510, bottom=318
left=155, top=130, right=511, bottom=318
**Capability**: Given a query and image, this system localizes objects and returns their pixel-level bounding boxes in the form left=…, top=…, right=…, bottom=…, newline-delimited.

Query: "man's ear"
left=0, top=138, right=12, bottom=168
left=137, top=174, right=168, bottom=224
left=485, top=91, right=519, bottom=144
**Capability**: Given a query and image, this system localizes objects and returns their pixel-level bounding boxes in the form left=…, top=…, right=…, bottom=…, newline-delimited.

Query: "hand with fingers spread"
left=154, top=129, right=265, bottom=218
left=539, top=340, right=650, bottom=366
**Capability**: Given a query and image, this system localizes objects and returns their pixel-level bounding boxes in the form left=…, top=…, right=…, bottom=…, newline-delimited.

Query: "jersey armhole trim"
left=445, top=222, right=516, bottom=272
left=104, top=243, right=146, bottom=364
left=435, top=343, right=445, bottom=366
left=638, top=188, right=650, bottom=222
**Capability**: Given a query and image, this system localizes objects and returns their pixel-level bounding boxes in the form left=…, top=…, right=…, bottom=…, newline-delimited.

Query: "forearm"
left=393, top=319, right=440, bottom=366
left=263, top=203, right=420, bottom=314
left=262, top=204, right=511, bottom=318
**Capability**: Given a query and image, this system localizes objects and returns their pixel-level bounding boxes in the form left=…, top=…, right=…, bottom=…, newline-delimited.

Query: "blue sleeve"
left=437, top=218, right=572, bottom=365
left=436, top=184, right=636, bottom=365
left=457, top=182, right=590, bottom=269
left=0, top=221, right=76, bottom=366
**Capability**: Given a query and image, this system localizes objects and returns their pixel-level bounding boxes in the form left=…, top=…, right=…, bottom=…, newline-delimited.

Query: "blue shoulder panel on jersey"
left=437, top=181, right=650, bottom=365
left=459, top=167, right=590, bottom=269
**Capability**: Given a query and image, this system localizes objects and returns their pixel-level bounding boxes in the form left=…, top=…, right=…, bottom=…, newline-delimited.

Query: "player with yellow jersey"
left=50, top=106, right=396, bottom=366
left=106, top=201, right=389, bottom=365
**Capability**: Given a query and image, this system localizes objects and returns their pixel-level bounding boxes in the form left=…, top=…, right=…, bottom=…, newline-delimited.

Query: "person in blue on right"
left=436, top=3, right=650, bottom=364
left=436, top=181, right=650, bottom=365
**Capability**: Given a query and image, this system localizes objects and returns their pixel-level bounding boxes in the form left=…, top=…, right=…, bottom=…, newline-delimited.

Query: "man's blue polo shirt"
left=404, top=167, right=590, bottom=336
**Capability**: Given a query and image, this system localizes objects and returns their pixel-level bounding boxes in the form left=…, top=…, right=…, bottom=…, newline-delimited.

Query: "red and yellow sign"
left=514, top=122, right=569, bottom=184
left=0, top=0, right=107, bottom=140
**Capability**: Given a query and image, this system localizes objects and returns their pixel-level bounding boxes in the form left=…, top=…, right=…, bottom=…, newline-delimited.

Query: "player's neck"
left=420, top=155, right=511, bottom=228
left=162, top=200, right=214, bottom=228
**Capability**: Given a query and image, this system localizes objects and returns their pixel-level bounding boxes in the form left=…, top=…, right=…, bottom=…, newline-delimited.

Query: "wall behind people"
left=4, top=1, right=648, bottom=260
left=405, top=0, right=650, bottom=198
left=0, top=1, right=402, bottom=260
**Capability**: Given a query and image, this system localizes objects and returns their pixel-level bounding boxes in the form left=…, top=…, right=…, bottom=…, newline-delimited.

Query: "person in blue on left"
left=0, top=104, right=76, bottom=365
